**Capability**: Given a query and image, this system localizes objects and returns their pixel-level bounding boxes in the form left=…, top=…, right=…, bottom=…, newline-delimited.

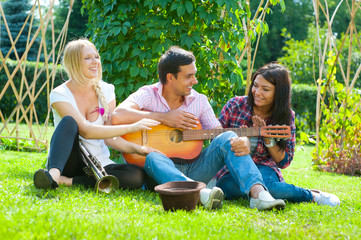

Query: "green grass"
left=1, top=145, right=360, bottom=240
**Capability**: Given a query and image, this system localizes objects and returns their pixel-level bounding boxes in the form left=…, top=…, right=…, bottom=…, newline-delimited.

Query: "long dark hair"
left=247, top=62, right=292, bottom=150
left=157, top=46, right=195, bottom=85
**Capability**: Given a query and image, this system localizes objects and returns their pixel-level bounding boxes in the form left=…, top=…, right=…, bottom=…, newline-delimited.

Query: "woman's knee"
left=59, top=116, right=79, bottom=134
left=111, top=164, right=145, bottom=189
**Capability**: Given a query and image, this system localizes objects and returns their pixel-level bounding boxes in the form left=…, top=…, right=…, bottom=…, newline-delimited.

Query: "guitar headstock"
left=260, top=125, right=291, bottom=138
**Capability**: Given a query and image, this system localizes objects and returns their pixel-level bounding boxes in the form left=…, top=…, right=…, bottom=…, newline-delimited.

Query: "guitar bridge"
left=141, top=130, right=148, bottom=146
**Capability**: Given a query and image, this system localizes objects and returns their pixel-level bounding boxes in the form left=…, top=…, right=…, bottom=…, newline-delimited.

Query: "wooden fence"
left=0, top=0, right=73, bottom=151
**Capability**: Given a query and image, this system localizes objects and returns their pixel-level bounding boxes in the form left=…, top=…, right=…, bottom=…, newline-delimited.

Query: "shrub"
left=83, top=0, right=285, bottom=114
left=313, top=52, right=361, bottom=176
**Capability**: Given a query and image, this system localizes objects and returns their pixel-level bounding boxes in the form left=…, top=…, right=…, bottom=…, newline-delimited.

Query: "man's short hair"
left=158, top=46, right=196, bottom=84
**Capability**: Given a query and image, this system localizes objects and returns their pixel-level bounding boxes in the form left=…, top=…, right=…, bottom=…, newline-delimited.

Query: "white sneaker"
left=250, top=190, right=286, bottom=210
left=311, top=190, right=340, bottom=207
left=200, top=187, right=224, bottom=210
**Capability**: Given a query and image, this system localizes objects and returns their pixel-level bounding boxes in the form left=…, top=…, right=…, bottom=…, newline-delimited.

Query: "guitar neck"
left=183, top=127, right=261, bottom=141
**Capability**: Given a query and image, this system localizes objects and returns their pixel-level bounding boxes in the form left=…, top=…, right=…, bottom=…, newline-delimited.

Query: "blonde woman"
left=34, top=39, right=161, bottom=190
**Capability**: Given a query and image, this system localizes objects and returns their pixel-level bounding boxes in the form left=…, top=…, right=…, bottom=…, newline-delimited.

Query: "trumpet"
left=79, top=141, right=119, bottom=193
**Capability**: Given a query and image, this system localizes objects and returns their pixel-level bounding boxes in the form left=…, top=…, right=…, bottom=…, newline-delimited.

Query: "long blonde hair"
left=62, top=39, right=110, bottom=121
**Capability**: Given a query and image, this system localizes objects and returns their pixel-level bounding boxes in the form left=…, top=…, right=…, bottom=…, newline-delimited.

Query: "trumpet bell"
left=96, top=175, right=120, bottom=193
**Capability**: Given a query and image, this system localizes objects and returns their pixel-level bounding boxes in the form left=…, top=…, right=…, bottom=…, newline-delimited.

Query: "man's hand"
left=230, top=136, right=251, bottom=157
left=162, top=109, right=199, bottom=129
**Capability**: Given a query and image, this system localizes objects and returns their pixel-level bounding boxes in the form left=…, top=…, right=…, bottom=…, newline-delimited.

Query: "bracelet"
left=265, top=138, right=276, bottom=148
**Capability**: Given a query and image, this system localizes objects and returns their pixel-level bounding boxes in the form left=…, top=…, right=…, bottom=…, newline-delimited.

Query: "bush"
left=291, top=84, right=318, bottom=135
left=0, top=59, right=64, bottom=124
left=313, top=52, right=361, bottom=176
left=83, top=0, right=285, bottom=114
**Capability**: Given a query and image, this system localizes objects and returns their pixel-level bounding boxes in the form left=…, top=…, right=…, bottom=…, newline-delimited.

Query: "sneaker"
left=250, top=190, right=286, bottom=210
left=201, top=187, right=224, bottom=210
left=311, top=190, right=340, bottom=207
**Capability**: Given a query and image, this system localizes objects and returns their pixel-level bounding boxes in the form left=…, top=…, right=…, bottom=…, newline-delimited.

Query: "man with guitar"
left=111, top=46, right=286, bottom=210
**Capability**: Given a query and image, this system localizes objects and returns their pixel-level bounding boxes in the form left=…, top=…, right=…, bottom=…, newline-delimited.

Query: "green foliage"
left=0, top=0, right=40, bottom=61
left=0, top=59, right=64, bottom=123
left=313, top=52, right=361, bottom=176
left=2, top=146, right=360, bottom=239
left=252, top=0, right=313, bottom=69
left=51, top=0, right=89, bottom=43
left=278, top=24, right=323, bottom=85
left=291, top=84, right=319, bottom=138
left=83, top=0, right=284, bottom=114
left=44, top=0, right=89, bottom=62
left=0, top=137, right=47, bottom=152
left=279, top=24, right=361, bottom=89
left=335, top=32, right=361, bottom=89
left=253, top=0, right=361, bottom=71
left=318, top=0, right=361, bottom=38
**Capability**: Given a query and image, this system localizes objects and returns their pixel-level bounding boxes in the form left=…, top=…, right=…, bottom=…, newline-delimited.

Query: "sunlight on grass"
left=0, top=122, right=54, bottom=139
left=1, top=145, right=360, bottom=239
left=0, top=123, right=54, bottom=152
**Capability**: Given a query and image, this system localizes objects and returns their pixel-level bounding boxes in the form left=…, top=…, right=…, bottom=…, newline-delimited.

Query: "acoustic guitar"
left=121, top=123, right=291, bottom=167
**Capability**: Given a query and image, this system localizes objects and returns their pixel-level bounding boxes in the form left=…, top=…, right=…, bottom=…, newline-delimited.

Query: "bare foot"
left=59, top=176, right=73, bottom=186
left=49, top=168, right=61, bottom=184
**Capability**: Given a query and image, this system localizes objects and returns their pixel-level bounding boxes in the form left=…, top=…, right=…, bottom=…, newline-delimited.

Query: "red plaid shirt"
left=215, top=96, right=296, bottom=182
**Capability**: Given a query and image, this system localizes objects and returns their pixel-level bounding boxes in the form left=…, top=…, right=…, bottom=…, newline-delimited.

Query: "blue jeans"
left=216, top=164, right=314, bottom=203
left=144, top=131, right=265, bottom=197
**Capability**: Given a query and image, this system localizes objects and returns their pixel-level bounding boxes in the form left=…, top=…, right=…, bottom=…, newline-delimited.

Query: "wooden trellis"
left=313, top=0, right=361, bottom=162
left=0, top=0, right=73, bottom=151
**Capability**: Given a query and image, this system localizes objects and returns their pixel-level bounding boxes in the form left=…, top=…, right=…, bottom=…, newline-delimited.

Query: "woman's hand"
left=129, top=118, right=160, bottom=132
left=252, top=116, right=271, bottom=144
left=136, top=146, right=166, bottom=156
left=252, top=115, right=266, bottom=127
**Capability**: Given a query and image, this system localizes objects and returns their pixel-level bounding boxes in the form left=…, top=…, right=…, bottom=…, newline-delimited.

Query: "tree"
left=0, top=0, right=39, bottom=61
left=53, top=0, right=88, bottom=42
left=251, top=0, right=313, bottom=69
left=83, top=0, right=284, bottom=114
left=251, top=0, right=361, bottom=70
left=318, top=0, right=361, bottom=38
left=45, top=0, right=88, bottom=61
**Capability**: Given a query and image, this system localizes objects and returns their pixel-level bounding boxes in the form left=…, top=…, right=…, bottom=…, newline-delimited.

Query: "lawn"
left=1, top=144, right=360, bottom=240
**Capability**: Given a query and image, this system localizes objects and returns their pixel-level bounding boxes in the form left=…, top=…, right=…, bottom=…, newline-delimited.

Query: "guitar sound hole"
left=169, top=129, right=183, bottom=143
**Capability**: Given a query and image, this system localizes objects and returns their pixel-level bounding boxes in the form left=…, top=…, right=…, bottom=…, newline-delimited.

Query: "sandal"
left=33, top=169, right=58, bottom=189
